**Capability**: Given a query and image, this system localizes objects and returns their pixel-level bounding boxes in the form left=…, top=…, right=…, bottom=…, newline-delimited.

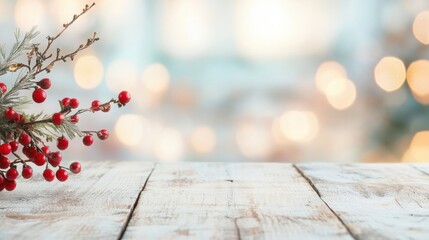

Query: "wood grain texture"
left=297, top=163, right=429, bottom=240
left=123, top=163, right=353, bottom=240
left=0, top=161, right=154, bottom=240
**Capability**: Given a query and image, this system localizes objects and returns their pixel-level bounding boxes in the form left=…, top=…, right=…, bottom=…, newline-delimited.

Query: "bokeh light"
left=413, top=11, right=429, bottom=45
left=160, top=0, right=212, bottom=58
left=50, top=0, right=88, bottom=27
left=115, top=114, right=145, bottom=147
left=325, top=78, right=357, bottom=110
left=154, top=127, right=185, bottom=162
left=235, top=0, right=339, bottom=59
left=106, top=60, right=138, bottom=94
left=374, top=57, right=406, bottom=92
left=141, top=63, right=170, bottom=95
left=235, top=121, right=272, bottom=159
left=74, top=55, right=104, bottom=90
left=402, top=131, right=429, bottom=162
left=278, top=111, right=319, bottom=143
left=190, top=126, right=217, bottom=154
left=315, top=61, right=348, bottom=94
left=15, top=0, right=45, bottom=31
left=406, top=60, right=429, bottom=104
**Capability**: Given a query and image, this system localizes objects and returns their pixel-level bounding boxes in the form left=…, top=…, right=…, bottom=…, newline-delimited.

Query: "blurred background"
left=1, top=0, right=429, bottom=163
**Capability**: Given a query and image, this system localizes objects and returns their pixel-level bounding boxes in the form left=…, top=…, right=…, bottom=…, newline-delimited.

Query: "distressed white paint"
left=123, top=163, right=352, bottom=240
left=2, top=162, right=428, bottom=240
left=297, top=163, right=429, bottom=240
left=0, top=161, right=154, bottom=239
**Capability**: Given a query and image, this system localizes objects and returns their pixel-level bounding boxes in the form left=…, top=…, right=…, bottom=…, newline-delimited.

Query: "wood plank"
left=297, top=163, right=429, bottom=240
left=0, top=161, right=154, bottom=240
left=123, top=163, right=353, bottom=240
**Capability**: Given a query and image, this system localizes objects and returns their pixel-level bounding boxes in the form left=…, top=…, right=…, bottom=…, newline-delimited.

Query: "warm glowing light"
left=190, top=126, right=216, bottom=154
left=160, top=0, right=212, bottom=58
left=154, top=128, right=185, bottom=162
left=325, top=78, right=357, bottom=110
left=106, top=60, right=138, bottom=94
left=142, top=64, right=170, bottom=94
left=407, top=60, right=429, bottom=104
left=315, top=61, right=348, bottom=93
left=235, top=121, right=272, bottom=159
left=374, top=57, right=406, bottom=92
left=50, top=0, right=87, bottom=27
left=402, top=131, right=429, bottom=162
left=15, top=0, right=45, bottom=31
left=279, top=111, right=319, bottom=143
left=74, top=55, right=103, bottom=90
left=115, top=114, right=145, bottom=147
left=413, top=11, right=429, bottom=45
left=235, top=0, right=339, bottom=59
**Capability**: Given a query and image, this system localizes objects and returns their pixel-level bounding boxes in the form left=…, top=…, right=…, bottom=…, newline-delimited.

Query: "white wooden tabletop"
left=1, top=161, right=428, bottom=240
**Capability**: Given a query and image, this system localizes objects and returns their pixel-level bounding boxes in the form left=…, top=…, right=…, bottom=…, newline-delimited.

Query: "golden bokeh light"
left=315, top=61, right=348, bottom=93
left=15, top=0, right=45, bottom=31
left=235, top=0, right=339, bottom=59
left=413, top=11, right=429, bottom=45
left=325, top=78, right=357, bottom=110
left=235, top=121, right=272, bottom=159
left=154, top=127, right=185, bottom=162
left=374, top=57, right=406, bottom=92
left=160, top=0, right=212, bottom=58
left=50, top=0, right=87, bottom=27
left=406, top=60, right=429, bottom=104
left=74, top=55, right=104, bottom=90
left=279, top=111, right=319, bottom=143
left=142, top=63, right=170, bottom=94
left=402, top=131, right=429, bottom=162
left=115, top=114, right=145, bottom=147
left=106, top=60, right=138, bottom=94
left=190, top=126, right=217, bottom=154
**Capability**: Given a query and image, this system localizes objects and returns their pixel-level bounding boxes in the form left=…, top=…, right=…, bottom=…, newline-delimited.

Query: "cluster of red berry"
left=0, top=78, right=131, bottom=192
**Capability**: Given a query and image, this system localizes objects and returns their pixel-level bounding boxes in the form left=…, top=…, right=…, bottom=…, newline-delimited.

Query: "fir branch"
left=0, top=27, right=39, bottom=76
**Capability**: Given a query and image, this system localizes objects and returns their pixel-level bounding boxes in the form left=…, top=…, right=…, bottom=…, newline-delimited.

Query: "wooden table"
left=1, top=162, right=429, bottom=240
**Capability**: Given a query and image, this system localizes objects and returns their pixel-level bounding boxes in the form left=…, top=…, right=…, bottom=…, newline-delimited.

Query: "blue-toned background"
left=1, top=0, right=429, bottom=163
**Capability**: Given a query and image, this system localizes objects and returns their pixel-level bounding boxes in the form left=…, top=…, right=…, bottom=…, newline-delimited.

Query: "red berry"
left=61, top=97, right=70, bottom=107
left=97, top=129, right=109, bottom=140
left=9, top=141, right=18, bottom=152
left=33, top=152, right=46, bottom=166
left=70, top=98, right=79, bottom=109
left=82, top=135, right=94, bottom=146
left=37, top=78, right=51, bottom=90
left=57, top=137, right=69, bottom=150
left=56, top=168, right=68, bottom=182
left=0, top=143, right=11, bottom=155
left=14, top=114, right=24, bottom=123
left=0, top=156, right=9, bottom=169
left=70, top=162, right=81, bottom=174
left=22, top=165, right=33, bottom=179
left=6, top=167, right=18, bottom=180
left=0, top=174, right=3, bottom=184
left=41, top=146, right=50, bottom=155
left=23, top=146, right=37, bottom=159
left=48, top=151, right=62, bottom=167
left=43, top=169, right=55, bottom=182
left=118, top=91, right=131, bottom=105
left=4, top=107, right=17, bottom=120
left=0, top=83, right=7, bottom=94
left=52, top=113, right=64, bottom=125
left=0, top=182, right=4, bottom=191
left=32, top=88, right=47, bottom=103
left=70, top=115, right=79, bottom=123
left=4, top=179, right=16, bottom=191
left=91, top=100, right=101, bottom=111
left=19, top=133, right=31, bottom=146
